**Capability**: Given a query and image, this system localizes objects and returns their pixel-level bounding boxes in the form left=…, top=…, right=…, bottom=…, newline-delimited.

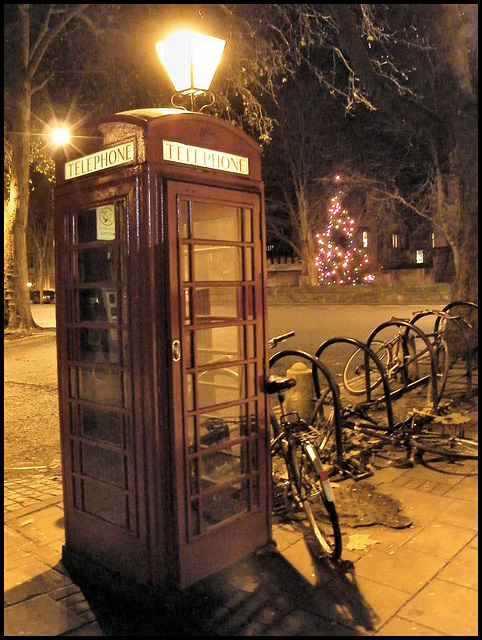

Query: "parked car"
left=30, top=290, right=56, bottom=304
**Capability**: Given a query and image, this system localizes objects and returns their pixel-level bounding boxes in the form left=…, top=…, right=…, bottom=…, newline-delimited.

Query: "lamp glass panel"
left=156, top=33, right=191, bottom=91
left=191, top=34, right=225, bottom=90
left=156, top=31, right=225, bottom=92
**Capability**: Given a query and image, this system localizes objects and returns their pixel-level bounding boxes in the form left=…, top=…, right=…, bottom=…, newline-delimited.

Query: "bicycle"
left=265, top=332, right=342, bottom=561
left=340, top=402, right=478, bottom=469
left=342, top=314, right=450, bottom=407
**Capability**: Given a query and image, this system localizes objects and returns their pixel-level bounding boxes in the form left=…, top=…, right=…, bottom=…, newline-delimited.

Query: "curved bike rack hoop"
left=412, top=306, right=474, bottom=340
left=434, top=301, right=478, bottom=341
left=315, top=337, right=395, bottom=431
left=367, top=319, right=439, bottom=411
left=268, top=348, right=344, bottom=471
left=434, top=301, right=478, bottom=393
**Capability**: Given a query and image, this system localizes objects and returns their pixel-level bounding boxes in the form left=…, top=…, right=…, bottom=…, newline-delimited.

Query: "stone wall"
left=267, top=283, right=452, bottom=305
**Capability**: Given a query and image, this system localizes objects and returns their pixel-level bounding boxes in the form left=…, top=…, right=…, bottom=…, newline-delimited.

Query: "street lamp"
left=51, top=127, right=71, bottom=147
left=156, top=30, right=226, bottom=112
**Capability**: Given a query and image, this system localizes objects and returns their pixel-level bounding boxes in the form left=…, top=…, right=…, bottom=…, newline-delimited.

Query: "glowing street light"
left=156, top=30, right=226, bottom=112
left=51, top=127, right=71, bottom=147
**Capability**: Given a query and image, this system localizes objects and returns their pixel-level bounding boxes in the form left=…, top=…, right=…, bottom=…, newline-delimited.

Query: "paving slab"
left=4, top=594, right=82, bottom=636
left=353, top=545, right=447, bottom=594
left=4, top=563, right=72, bottom=606
left=401, top=520, right=476, bottom=559
left=396, top=578, right=478, bottom=635
left=444, top=473, right=479, bottom=501
left=375, top=615, right=449, bottom=636
left=436, top=545, right=478, bottom=590
left=305, top=573, right=413, bottom=634
left=434, top=497, right=478, bottom=530
left=379, top=485, right=457, bottom=527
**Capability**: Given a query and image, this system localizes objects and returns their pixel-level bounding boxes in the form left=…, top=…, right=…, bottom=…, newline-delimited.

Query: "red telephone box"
left=53, top=108, right=271, bottom=590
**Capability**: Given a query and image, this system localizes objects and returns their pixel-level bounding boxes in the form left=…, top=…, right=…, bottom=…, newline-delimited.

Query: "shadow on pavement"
left=70, top=549, right=371, bottom=636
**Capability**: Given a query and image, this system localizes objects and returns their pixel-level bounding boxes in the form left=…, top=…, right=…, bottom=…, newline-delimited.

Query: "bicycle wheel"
left=292, top=439, right=342, bottom=560
left=343, top=341, right=389, bottom=395
left=411, top=433, right=478, bottom=459
left=268, top=349, right=343, bottom=470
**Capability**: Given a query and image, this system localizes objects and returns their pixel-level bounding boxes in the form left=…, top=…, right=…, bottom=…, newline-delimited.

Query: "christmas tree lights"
left=315, top=179, right=374, bottom=285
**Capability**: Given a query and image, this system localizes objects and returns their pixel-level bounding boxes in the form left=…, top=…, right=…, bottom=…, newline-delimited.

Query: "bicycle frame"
left=266, top=371, right=343, bottom=560
left=366, top=320, right=440, bottom=410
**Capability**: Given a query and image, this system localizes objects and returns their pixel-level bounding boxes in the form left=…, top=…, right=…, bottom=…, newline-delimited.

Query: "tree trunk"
left=449, top=212, right=478, bottom=303
left=432, top=136, right=478, bottom=304
left=4, top=76, right=36, bottom=332
left=297, top=188, right=319, bottom=286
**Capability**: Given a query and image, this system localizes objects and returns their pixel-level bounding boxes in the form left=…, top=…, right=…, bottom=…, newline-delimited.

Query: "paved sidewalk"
left=5, top=396, right=478, bottom=636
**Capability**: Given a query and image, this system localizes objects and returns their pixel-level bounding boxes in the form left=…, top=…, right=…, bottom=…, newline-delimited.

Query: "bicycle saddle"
left=264, top=375, right=297, bottom=394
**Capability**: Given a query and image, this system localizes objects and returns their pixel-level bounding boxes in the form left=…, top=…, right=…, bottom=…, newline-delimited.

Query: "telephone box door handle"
left=172, top=340, right=181, bottom=362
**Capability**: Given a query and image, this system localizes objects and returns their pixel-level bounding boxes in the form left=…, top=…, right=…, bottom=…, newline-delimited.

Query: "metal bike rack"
left=268, top=349, right=345, bottom=472
left=314, top=337, right=396, bottom=479
left=315, top=337, right=395, bottom=430
left=366, top=319, right=440, bottom=411
left=434, top=301, right=478, bottom=394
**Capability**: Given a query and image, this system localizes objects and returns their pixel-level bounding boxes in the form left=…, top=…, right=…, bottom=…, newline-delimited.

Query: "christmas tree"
left=315, top=177, right=374, bottom=285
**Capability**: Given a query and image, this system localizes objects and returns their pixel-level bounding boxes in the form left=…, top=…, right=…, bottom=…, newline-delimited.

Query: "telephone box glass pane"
left=194, top=286, right=239, bottom=322
left=189, top=499, right=200, bottom=537
left=180, top=200, right=190, bottom=239
left=82, top=481, right=126, bottom=527
left=80, top=406, right=122, bottom=446
left=197, top=366, right=245, bottom=408
left=243, top=208, right=252, bottom=242
left=195, top=326, right=244, bottom=365
left=198, top=404, right=249, bottom=447
left=200, top=441, right=248, bottom=484
left=193, top=246, right=242, bottom=281
left=191, top=203, right=242, bottom=241
left=78, top=366, right=123, bottom=406
left=77, top=206, right=116, bottom=243
left=182, top=245, right=191, bottom=282
left=184, top=289, right=192, bottom=324
left=202, top=480, right=249, bottom=527
left=79, top=288, right=118, bottom=322
left=244, top=248, right=253, bottom=280
left=81, top=443, right=124, bottom=487
left=76, top=328, right=119, bottom=364
left=78, top=247, right=116, bottom=283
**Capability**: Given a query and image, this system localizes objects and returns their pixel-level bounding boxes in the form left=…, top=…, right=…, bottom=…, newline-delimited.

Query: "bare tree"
left=327, top=5, right=478, bottom=301
left=4, top=5, right=90, bottom=332
left=4, top=4, right=477, bottom=331
left=239, top=4, right=477, bottom=299
left=4, top=4, right=168, bottom=332
left=27, top=171, right=55, bottom=301
left=263, top=71, right=350, bottom=285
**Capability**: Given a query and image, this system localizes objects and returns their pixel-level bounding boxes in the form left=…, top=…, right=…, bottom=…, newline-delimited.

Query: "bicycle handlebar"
left=268, top=331, right=295, bottom=350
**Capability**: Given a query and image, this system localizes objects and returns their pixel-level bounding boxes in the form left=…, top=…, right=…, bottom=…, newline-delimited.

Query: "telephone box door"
left=167, top=181, right=269, bottom=587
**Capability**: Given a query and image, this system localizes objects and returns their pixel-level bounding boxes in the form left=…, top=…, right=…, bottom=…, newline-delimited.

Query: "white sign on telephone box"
left=96, top=204, right=116, bottom=240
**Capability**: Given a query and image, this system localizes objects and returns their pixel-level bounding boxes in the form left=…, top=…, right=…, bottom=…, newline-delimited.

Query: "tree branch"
left=27, top=5, right=91, bottom=80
